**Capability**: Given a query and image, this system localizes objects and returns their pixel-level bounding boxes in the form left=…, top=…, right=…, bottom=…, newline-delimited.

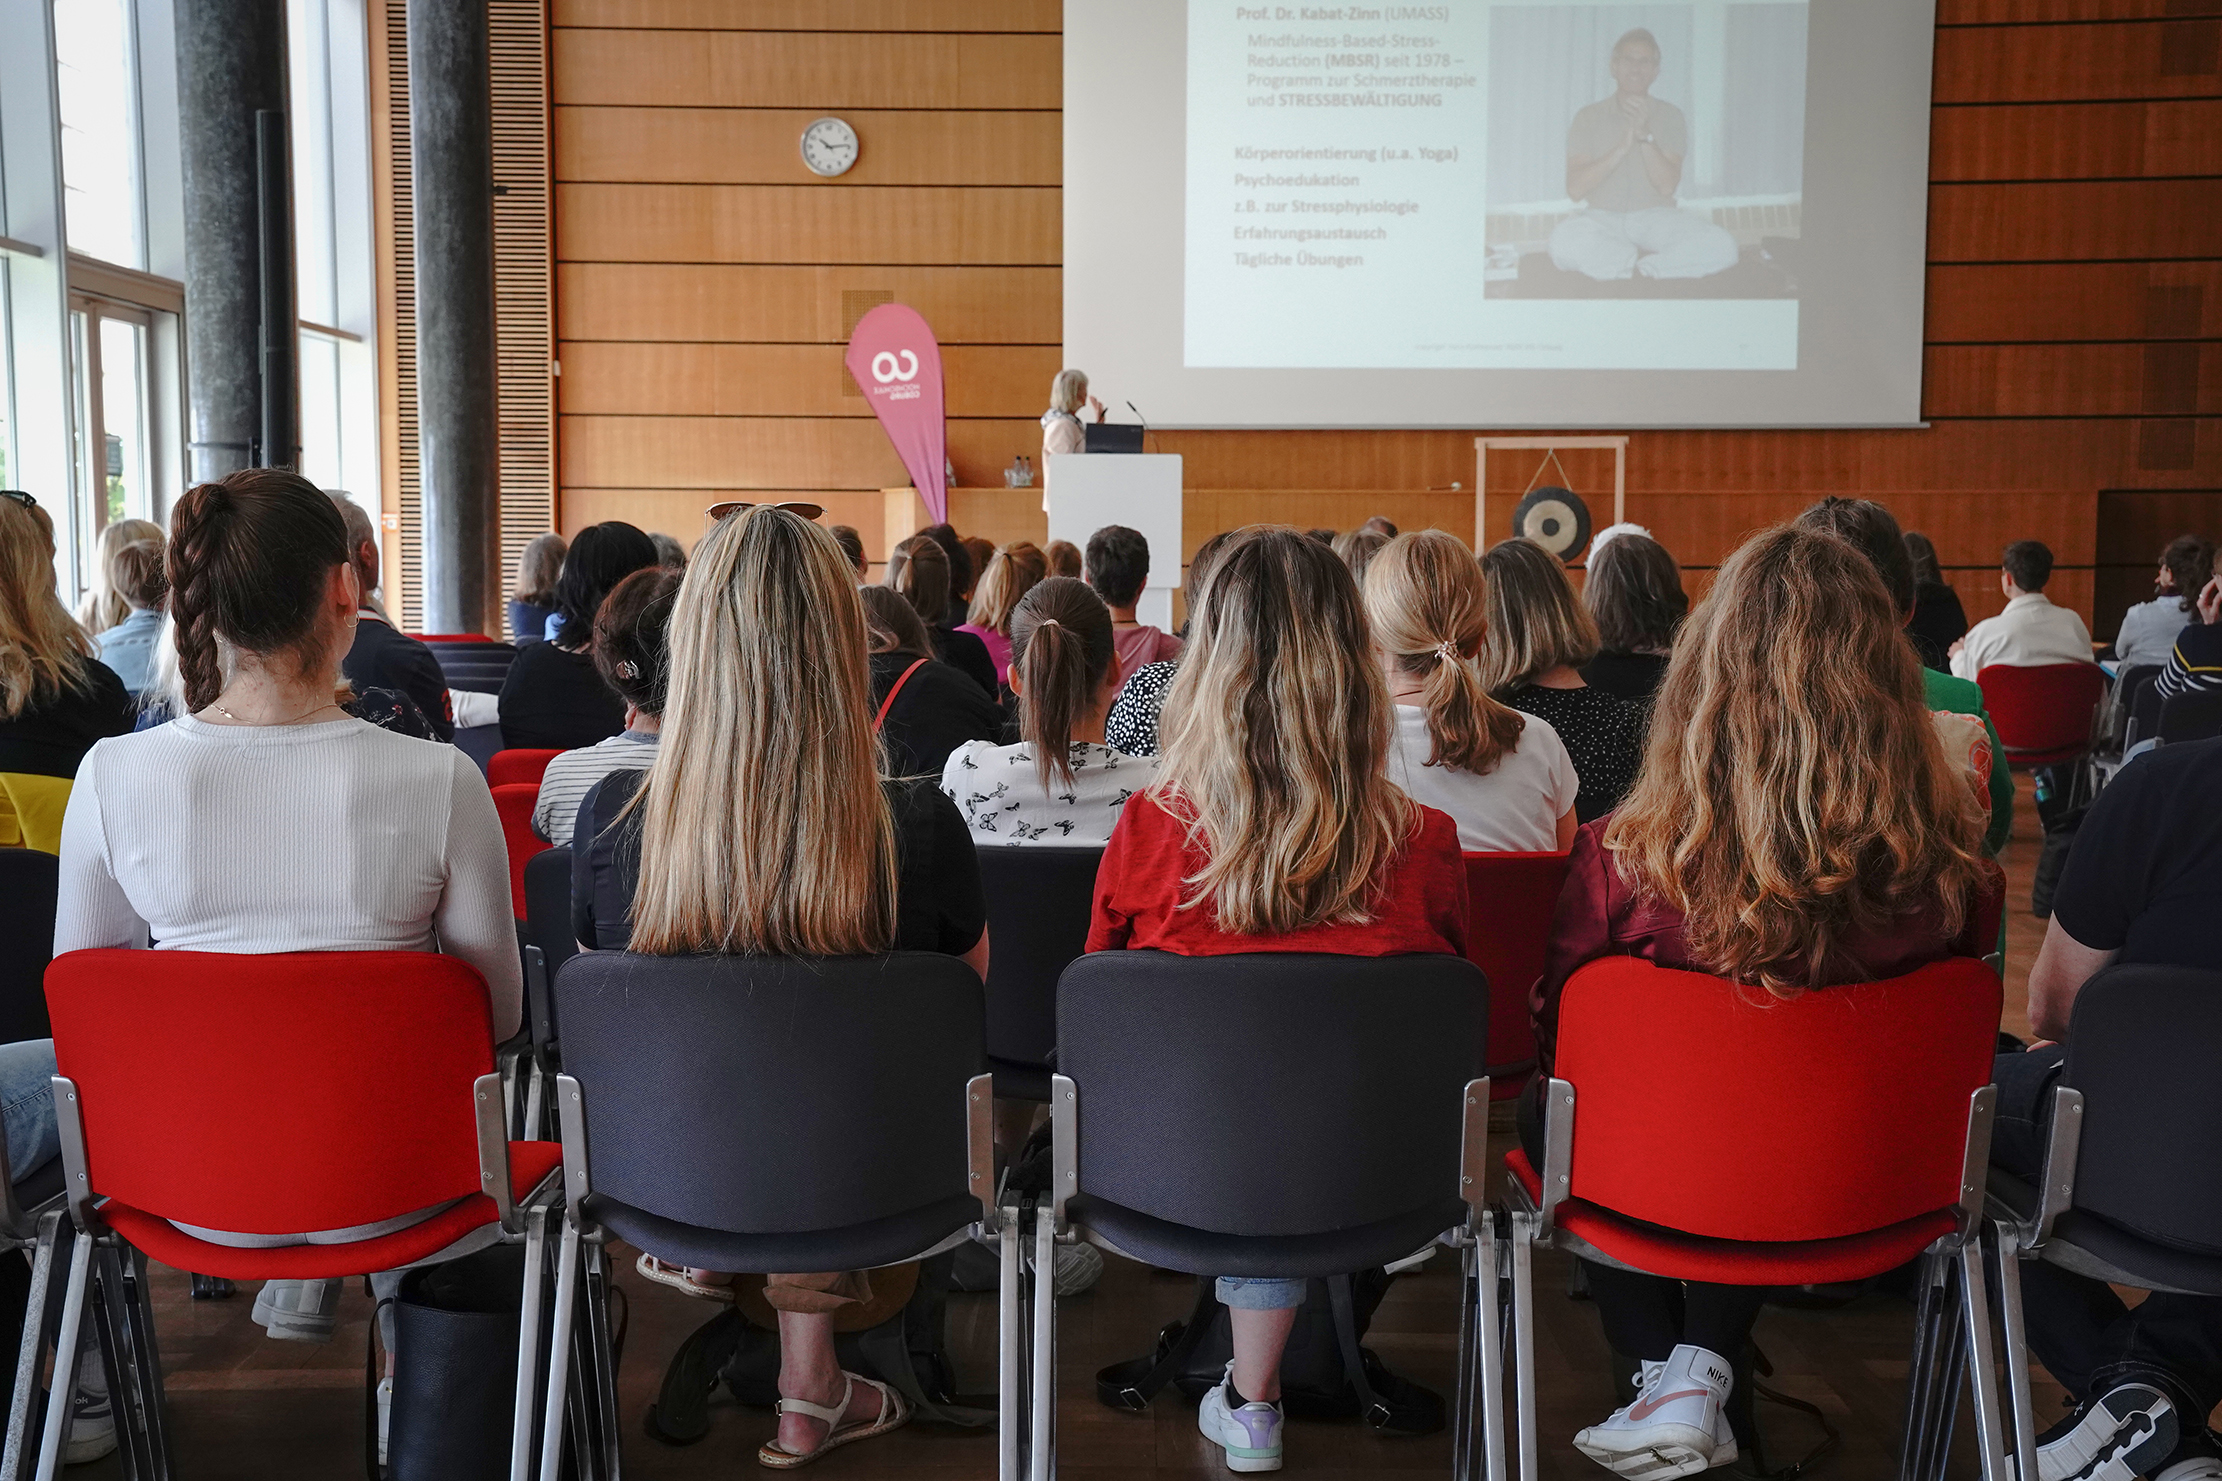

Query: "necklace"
left=209, top=698, right=345, bottom=727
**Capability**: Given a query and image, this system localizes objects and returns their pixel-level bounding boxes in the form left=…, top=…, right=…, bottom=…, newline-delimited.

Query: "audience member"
left=509, top=531, right=566, bottom=645
left=957, top=541, right=1047, bottom=686
left=941, top=576, right=1156, bottom=847
left=569, top=509, right=985, bottom=1464
left=1088, top=525, right=1468, bottom=1475
left=1303, top=527, right=1337, bottom=546
left=917, top=522, right=976, bottom=628
left=498, top=521, right=657, bottom=750
left=1578, top=527, right=1686, bottom=705
left=1085, top=524, right=1181, bottom=689
left=1332, top=526, right=1390, bottom=588
left=1480, top=538, right=1645, bottom=822
left=961, top=535, right=995, bottom=591
left=1950, top=540, right=2095, bottom=680
left=74, top=517, right=165, bottom=636
left=1798, top=497, right=2014, bottom=855
left=92, top=535, right=167, bottom=697
left=1903, top=531, right=1969, bottom=670
left=829, top=524, right=870, bottom=583
left=648, top=531, right=687, bottom=571
left=0, top=492, right=135, bottom=786
left=55, top=468, right=517, bottom=1362
left=1104, top=531, right=1235, bottom=757
left=886, top=535, right=998, bottom=697
left=1044, top=539, right=1082, bottom=579
left=1360, top=514, right=1398, bottom=538
left=1533, top=525, right=1999, bottom=1475
left=1366, top=531, right=1578, bottom=853
left=332, top=494, right=455, bottom=741
left=859, top=585, right=1000, bottom=778
left=2153, top=576, right=2222, bottom=704
left=2114, top=534, right=2213, bottom=670
left=533, top=567, right=677, bottom=847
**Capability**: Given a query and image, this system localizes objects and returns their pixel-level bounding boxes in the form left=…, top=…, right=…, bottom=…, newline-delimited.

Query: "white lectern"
left=1045, top=453, right=1183, bottom=629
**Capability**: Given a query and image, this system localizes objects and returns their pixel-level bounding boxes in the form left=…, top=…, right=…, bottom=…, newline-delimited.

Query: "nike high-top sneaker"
left=1573, top=1343, right=1738, bottom=1478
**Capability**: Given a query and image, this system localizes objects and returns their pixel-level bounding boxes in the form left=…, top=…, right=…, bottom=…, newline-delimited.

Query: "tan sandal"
left=634, top=1254, right=735, bottom=1303
left=757, top=1372, right=910, bottom=1469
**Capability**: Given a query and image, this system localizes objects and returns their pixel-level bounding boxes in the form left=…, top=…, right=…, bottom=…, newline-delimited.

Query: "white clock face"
left=800, top=117, right=859, bottom=177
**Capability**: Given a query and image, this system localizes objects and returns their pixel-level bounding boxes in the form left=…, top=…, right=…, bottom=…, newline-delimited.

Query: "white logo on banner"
left=870, top=350, right=920, bottom=384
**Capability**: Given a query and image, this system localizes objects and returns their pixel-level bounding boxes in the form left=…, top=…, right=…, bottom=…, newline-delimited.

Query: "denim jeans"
left=1216, top=1277, right=1306, bottom=1311
left=1993, top=1047, right=2222, bottom=1421
left=0, top=1038, right=59, bottom=1183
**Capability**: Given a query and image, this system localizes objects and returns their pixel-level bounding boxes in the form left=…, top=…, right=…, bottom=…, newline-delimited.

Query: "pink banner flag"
left=844, top=303, right=948, bottom=526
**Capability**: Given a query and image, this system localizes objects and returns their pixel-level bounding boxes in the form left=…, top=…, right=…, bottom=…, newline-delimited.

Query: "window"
left=0, top=263, right=13, bottom=491
left=65, top=297, right=156, bottom=583
left=53, top=0, right=145, bottom=271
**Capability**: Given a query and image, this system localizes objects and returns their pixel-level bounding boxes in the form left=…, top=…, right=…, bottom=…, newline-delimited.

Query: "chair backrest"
left=491, top=782, right=547, bottom=918
left=1057, top=950, right=1485, bottom=1237
left=1462, top=851, right=1573, bottom=1086
left=2106, top=663, right=2161, bottom=747
left=411, top=632, right=497, bottom=644
left=555, top=951, right=984, bottom=1235
left=0, top=849, right=58, bottom=1044
left=455, top=724, right=505, bottom=775
left=2064, top=963, right=2222, bottom=1254
left=523, top=845, right=578, bottom=991
left=1551, top=956, right=2001, bottom=1242
left=975, top=845, right=1101, bottom=1077
left=1977, top=662, right=2105, bottom=757
left=0, top=772, right=72, bottom=854
left=489, top=748, right=563, bottom=790
left=2158, top=688, right=2222, bottom=746
left=2127, top=668, right=2167, bottom=743
left=44, top=949, right=495, bottom=1235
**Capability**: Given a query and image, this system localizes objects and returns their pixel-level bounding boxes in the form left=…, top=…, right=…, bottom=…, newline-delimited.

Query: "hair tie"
left=1434, top=639, right=1458, bottom=663
left=1035, top=617, right=1061, bottom=629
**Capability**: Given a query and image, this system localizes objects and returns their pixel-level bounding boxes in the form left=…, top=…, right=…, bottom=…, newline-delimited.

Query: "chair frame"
left=1502, top=1079, right=2011, bottom=1481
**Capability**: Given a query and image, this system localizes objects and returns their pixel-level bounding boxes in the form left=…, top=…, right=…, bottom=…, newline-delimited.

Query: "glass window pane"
left=297, top=331, right=342, bottom=490
left=54, top=0, right=145, bottom=269
left=67, top=310, right=94, bottom=600
left=99, top=317, right=149, bottom=529
left=0, top=265, right=12, bottom=491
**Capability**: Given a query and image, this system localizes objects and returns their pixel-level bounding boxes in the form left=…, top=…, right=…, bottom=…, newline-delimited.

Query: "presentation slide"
left=1065, top=0, right=1938, bottom=428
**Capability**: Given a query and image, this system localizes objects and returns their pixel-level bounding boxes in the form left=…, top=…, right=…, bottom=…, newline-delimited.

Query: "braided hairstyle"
left=166, top=470, right=351, bottom=713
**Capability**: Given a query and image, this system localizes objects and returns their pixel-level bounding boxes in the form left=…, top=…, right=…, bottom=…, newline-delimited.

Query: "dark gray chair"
left=1046, top=950, right=1497, bottom=1481
left=975, top=846, right=1100, bottom=1101
left=1988, top=964, right=2222, bottom=1470
left=0, top=850, right=57, bottom=1045
left=2157, top=688, right=2222, bottom=746
left=547, top=951, right=1007, bottom=1478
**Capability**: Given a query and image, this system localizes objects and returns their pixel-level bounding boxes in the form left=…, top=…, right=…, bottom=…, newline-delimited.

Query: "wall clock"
left=800, top=117, right=859, bottom=177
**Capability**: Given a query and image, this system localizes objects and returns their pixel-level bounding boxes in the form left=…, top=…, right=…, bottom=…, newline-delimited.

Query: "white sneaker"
left=2157, top=1459, right=2222, bottom=1481
left=1573, top=1344, right=1735, bottom=1479
left=251, top=1278, right=344, bottom=1342
left=2036, top=1383, right=2178, bottom=1481
left=61, top=1349, right=114, bottom=1466
left=1050, top=1242, right=1104, bottom=1296
left=1197, top=1363, right=1284, bottom=1473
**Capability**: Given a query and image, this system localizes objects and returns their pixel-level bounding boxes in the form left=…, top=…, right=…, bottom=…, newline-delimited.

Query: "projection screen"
left=1062, top=0, right=1938, bottom=429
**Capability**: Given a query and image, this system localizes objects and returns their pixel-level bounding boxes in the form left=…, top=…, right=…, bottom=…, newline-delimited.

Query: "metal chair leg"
left=2, top=1213, right=63, bottom=1481
left=1453, top=1241, right=1477, bottom=1481
left=1900, top=1250, right=1948, bottom=1481
left=1479, top=1217, right=1506, bottom=1481
left=509, top=1203, right=551, bottom=1481
left=997, top=1211, right=1021, bottom=1481
left=1992, top=1225, right=2039, bottom=1481
left=536, top=1214, right=585, bottom=1481
left=1027, top=1215, right=1055, bottom=1481
left=32, top=1231, right=93, bottom=1481
left=580, top=1240, right=623, bottom=1480
left=1509, top=1212, right=1540, bottom=1481
left=101, top=1246, right=168, bottom=1480
left=1958, top=1239, right=2013, bottom=1481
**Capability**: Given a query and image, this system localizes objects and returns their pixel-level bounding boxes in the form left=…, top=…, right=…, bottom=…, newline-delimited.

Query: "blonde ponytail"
left=1364, top=531, right=1525, bottom=776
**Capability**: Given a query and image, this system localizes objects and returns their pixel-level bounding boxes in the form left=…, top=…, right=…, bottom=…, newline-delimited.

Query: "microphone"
left=1126, top=400, right=1148, bottom=430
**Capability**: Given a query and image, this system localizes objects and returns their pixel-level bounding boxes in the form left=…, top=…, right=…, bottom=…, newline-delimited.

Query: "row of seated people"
left=0, top=472, right=2211, bottom=1476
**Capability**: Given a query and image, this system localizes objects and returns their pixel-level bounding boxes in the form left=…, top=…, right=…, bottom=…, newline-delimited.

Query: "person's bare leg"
left=1229, top=1306, right=1299, bottom=1403
left=775, top=1309, right=882, bottom=1454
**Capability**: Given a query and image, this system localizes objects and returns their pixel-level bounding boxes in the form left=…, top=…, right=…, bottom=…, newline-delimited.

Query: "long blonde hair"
left=1604, top=526, right=1989, bottom=996
left=77, top=518, right=165, bottom=635
left=967, top=541, right=1047, bottom=633
left=627, top=506, right=898, bottom=957
left=1365, top=531, right=1525, bottom=776
left=0, top=498, right=97, bottom=720
left=1478, top=537, right=1600, bottom=692
left=1154, top=526, right=1416, bottom=935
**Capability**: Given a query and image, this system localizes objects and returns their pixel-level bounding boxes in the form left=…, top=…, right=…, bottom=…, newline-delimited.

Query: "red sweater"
left=1086, top=790, right=1470, bottom=956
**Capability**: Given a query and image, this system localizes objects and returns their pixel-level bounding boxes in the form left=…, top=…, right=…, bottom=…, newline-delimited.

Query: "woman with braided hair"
left=53, top=468, right=519, bottom=1363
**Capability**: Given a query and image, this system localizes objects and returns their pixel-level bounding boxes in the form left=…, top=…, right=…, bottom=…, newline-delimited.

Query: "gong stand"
left=1474, top=435, right=1627, bottom=555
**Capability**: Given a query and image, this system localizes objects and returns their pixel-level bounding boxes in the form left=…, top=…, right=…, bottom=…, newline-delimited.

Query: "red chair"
left=32, top=950, right=563, bottom=1480
left=1976, top=663, right=2105, bottom=767
left=1462, top=851, right=1573, bottom=1101
left=1501, top=956, right=2010, bottom=1481
left=409, top=631, right=496, bottom=643
left=489, top=748, right=563, bottom=790
left=493, top=782, right=549, bottom=918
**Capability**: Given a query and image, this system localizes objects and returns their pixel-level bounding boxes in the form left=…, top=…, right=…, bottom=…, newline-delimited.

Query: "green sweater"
left=1924, top=666, right=2014, bottom=856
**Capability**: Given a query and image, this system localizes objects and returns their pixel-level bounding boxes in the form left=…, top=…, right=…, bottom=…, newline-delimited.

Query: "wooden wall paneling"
left=550, top=0, right=1061, bottom=32
left=1928, top=181, right=2222, bottom=261
left=562, top=414, right=1046, bottom=489
left=555, top=183, right=1059, bottom=264
left=1933, top=19, right=2222, bottom=103
left=1938, top=0, right=2222, bottom=23
left=557, top=341, right=1062, bottom=417
left=560, top=487, right=889, bottom=545
left=1924, top=343, right=2222, bottom=417
left=555, top=107, right=1061, bottom=186
left=555, top=264, right=1062, bottom=343
left=550, top=30, right=1060, bottom=110
left=1924, top=263, right=2222, bottom=341
left=1929, top=100, right=2222, bottom=181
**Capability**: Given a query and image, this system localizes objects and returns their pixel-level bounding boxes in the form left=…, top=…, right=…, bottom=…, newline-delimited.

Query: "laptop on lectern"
left=1083, top=423, right=1144, bottom=454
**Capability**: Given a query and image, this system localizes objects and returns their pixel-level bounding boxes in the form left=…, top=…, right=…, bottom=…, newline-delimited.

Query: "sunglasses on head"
left=0, top=490, right=36, bottom=510
left=704, top=500, right=826, bottom=523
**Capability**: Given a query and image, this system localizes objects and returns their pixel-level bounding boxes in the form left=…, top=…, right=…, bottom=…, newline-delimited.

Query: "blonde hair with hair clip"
left=1154, top=526, right=1415, bottom=935
left=627, top=506, right=898, bottom=957
left=1365, top=530, right=1526, bottom=776
left=1603, top=525, right=1989, bottom=997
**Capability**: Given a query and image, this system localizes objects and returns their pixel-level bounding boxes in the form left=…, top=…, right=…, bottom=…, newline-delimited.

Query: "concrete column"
left=408, top=0, right=501, bottom=636
left=174, top=0, right=289, bottom=483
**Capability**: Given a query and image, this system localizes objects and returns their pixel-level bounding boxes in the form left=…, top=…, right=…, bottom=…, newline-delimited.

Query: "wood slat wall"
left=550, top=2, right=2222, bottom=634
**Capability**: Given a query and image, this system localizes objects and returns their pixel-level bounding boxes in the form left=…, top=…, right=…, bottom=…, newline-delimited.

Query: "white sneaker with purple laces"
left=1198, top=1362, right=1285, bottom=1472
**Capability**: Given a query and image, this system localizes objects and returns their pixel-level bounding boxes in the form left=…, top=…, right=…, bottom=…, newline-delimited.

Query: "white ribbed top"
left=56, top=714, right=522, bottom=1041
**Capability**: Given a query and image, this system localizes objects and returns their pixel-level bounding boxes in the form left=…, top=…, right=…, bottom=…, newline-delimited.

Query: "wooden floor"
left=71, top=776, right=2123, bottom=1480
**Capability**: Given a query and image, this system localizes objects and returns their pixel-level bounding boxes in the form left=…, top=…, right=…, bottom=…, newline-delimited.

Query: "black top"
left=508, top=598, right=555, bottom=646
left=2053, top=737, right=2221, bottom=971
left=932, top=624, right=998, bottom=699
left=2155, top=621, right=2222, bottom=702
left=1104, top=658, right=1178, bottom=758
left=1504, top=681, right=1645, bottom=824
left=571, top=768, right=988, bottom=957
left=871, top=651, right=1001, bottom=778
left=498, top=641, right=626, bottom=751
left=1579, top=651, right=1670, bottom=707
left=342, top=617, right=453, bottom=742
left=0, top=661, right=136, bottom=779
left=1909, top=581, right=1969, bottom=673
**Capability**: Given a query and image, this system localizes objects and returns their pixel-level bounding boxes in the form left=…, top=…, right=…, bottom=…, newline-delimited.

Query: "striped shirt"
left=533, top=730, right=659, bottom=846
